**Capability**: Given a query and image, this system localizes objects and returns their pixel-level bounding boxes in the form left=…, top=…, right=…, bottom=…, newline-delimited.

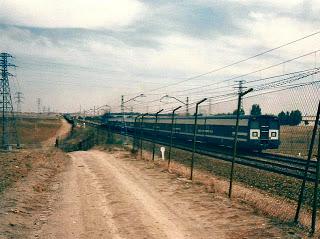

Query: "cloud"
left=228, top=0, right=302, bottom=9
left=0, top=0, right=146, bottom=29
left=1, top=0, right=319, bottom=112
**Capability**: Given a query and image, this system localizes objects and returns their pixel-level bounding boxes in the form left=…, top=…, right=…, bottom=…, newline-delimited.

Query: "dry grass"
left=0, top=117, right=62, bottom=146
left=94, top=132, right=318, bottom=206
left=166, top=160, right=316, bottom=233
left=62, top=126, right=94, bottom=145
left=116, top=137, right=320, bottom=233
left=269, top=125, right=319, bottom=157
left=0, top=148, right=70, bottom=238
left=0, top=116, right=67, bottom=193
left=129, top=148, right=317, bottom=235
left=0, top=149, right=68, bottom=193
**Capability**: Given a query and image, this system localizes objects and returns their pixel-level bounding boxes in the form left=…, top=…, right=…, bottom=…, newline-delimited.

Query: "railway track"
left=256, top=151, right=317, bottom=167
left=150, top=137, right=316, bottom=182
left=72, top=118, right=318, bottom=182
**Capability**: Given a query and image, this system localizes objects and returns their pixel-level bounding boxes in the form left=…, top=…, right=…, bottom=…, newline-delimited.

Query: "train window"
left=270, top=121, right=279, bottom=129
left=250, top=121, right=259, bottom=129
left=252, top=132, right=258, bottom=137
left=271, top=132, right=277, bottom=137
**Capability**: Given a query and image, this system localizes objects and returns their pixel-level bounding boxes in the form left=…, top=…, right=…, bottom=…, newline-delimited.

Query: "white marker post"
left=160, top=147, right=165, bottom=160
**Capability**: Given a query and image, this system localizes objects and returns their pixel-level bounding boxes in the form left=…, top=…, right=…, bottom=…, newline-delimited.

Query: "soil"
left=33, top=149, right=295, bottom=239
left=41, top=118, right=72, bottom=147
left=0, top=117, right=309, bottom=238
left=0, top=118, right=72, bottom=239
left=0, top=149, right=69, bottom=239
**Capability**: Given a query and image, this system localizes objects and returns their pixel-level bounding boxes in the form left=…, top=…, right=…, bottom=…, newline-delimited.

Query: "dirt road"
left=35, top=149, right=291, bottom=239
left=41, top=118, right=71, bottom=147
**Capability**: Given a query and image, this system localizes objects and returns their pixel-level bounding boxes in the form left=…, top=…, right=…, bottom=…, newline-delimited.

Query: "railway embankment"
left=0, top=117, right=71, bottom=238
left=61, top=124, right=319, bottom=233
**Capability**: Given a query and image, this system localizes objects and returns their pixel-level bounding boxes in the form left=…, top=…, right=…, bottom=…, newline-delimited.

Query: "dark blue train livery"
left=105, top=114, right=280, bottom=151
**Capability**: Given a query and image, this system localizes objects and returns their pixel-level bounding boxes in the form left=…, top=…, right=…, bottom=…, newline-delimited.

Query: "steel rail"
left=72, top=118, right=317, bottom=181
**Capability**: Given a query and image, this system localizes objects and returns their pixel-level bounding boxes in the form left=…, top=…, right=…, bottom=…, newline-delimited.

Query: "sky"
left=0, top=0, right=320, bottom=114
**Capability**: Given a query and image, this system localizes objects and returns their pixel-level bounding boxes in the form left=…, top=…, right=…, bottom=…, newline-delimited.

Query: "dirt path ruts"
left=38, top=150, right=290, bottom=239
left=41, top=118, right=71, bottom=147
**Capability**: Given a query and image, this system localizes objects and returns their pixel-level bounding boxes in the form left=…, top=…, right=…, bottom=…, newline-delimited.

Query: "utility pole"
left=228, top=83, right=253, bottom=198
left=121, top=95, right=125, bottom=142
left=190, top=98, right=207, bottom=180
left=121, top=95, right=124, bottom=117
left=37, top=98, right=41, bottom=114
left=15, top=91, right=23, bottom=113
left=236, top=80, right=245, bottom=114
left=0, top=52, right=20, bottom=150
left=186, top=97, right=189, bottom=116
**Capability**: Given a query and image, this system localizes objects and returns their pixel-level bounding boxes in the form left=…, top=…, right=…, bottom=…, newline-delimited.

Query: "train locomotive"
left=105, top=114, right=280, bottom=151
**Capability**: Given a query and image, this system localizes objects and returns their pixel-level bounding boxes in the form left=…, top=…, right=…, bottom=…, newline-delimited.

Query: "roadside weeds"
left=99, top=145, right=316, bottom=238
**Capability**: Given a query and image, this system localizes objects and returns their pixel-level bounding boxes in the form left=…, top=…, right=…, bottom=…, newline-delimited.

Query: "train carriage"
left=105, top=114, right=280, bottom=151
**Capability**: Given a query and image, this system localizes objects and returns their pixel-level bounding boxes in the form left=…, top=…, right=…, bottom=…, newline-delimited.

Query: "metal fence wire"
left=66, top=49, right=320, bottom=233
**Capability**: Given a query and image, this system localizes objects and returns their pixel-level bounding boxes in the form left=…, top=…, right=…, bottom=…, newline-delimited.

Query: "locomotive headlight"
left=269, top=130, right=279, bottom=140
left=250, top=129, right=260, bottom=139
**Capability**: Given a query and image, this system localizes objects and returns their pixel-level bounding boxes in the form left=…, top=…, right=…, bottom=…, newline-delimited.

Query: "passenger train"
left=104, top=114, right=280, bottom=151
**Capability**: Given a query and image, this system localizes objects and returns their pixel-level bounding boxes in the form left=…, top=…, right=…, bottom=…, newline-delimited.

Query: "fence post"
left=168, top=106, right=182, bottom=168
left=140, top=113, right=148, bottom=160
left=295, top=100, right=320, bottom=223
left=152, top=109, right=164, bottom=161
left=228, top=88, right=253, bottom=198
left=311, top=130, right=320, bottom=234
left=107, top=123, right=114, bottom=144
left=95, top=127, right=99, bottom=145
left=132, top=114, right=140, bottom=153
left=190, top=98, right=207, bottom=180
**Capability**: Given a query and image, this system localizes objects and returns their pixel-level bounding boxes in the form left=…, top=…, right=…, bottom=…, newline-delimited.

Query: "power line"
left=123, top=66, right=319, bottom=112
left=141, top=69, right=320, bottom=114
left=126, top=30, right=320, bottom=96
left=156, top=50, right=320, bottom=97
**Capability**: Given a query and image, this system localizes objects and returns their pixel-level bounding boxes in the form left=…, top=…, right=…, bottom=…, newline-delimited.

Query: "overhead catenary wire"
left=121, top=66, right=319, bottom=110
left=138, top=70, right=320, bottom=114
left=173, top=67, right=319, bottom=97
left=125, top=30, right=320, bottom=97
left=155, top=49, right=320, bottom=97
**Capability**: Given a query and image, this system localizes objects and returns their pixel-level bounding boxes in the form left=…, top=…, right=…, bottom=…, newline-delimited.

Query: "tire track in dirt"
left=41, top=118, right=71, bottom=148
left=38, top=149, right=291, bottom=238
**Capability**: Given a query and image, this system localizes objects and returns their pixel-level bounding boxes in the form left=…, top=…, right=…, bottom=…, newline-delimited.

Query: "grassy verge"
left=61, top=127, right=317, bottom=209
left=269, top=125, right=319, bottom=157
left=0, top=149, right=68, bottom=193
left=58, top=126, right=124, bottom=152
left=136, top=139, right=317, bottom=208
left=0, top=116, right=68, bottom=193
left=0, top=117, right=62, bottom=146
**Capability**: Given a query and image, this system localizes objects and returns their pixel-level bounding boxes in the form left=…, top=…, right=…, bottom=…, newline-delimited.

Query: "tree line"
left=231, top=104, right=303, bottom=126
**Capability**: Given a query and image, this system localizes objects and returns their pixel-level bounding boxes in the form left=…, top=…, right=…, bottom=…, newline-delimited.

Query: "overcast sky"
left=0, top=0, right=319, bottom=113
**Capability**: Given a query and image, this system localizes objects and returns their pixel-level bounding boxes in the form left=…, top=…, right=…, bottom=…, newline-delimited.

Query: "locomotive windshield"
left=250, top=120, right=259, bottom=129
left=269, top=120, right=279, bottom=129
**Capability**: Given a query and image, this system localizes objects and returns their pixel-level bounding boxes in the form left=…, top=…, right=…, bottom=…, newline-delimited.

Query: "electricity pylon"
left=15, top=91, right=23, bottom=113
left=0, top=52, right=20, bottom=150
left=37, top=98, right=41, bottom=114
